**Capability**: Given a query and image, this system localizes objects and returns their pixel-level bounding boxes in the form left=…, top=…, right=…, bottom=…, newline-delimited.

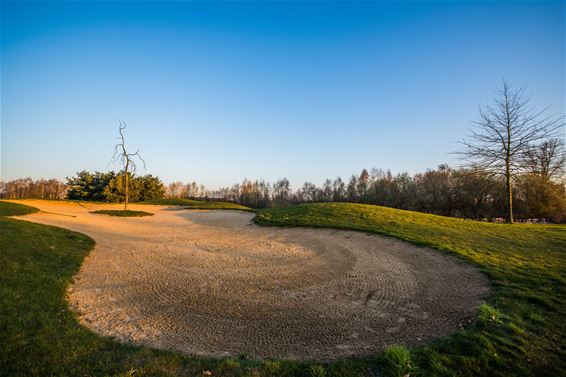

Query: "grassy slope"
left=255, top=202, right=566, bottom=376
left=139, top=198, right=253, bottom=211
left=0, top=201, right=40, bottom=216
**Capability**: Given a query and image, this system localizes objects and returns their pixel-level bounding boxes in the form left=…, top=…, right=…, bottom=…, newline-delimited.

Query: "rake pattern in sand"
left=12, top=201, right=490, bottom=360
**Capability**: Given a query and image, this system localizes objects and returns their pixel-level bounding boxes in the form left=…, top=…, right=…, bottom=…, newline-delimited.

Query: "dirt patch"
left=10, top=200, right=490, bottom=360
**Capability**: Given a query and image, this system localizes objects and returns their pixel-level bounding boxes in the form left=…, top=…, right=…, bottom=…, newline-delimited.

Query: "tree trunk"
left=505, top=159, right=514, bottom=223
left=505, top=111, right=514, bottom=223
left=124, top=161, right=129, bottom=211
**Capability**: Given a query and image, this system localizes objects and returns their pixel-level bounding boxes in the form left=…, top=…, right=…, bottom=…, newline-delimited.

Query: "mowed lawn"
left=255, top=203, right=566, bottom=376
left=1, top=200, right=565, bottom=376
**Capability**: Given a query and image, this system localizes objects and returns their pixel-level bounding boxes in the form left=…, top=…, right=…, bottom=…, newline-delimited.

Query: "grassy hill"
left=0, top=201, right=40, bottom=216
left=255, top=202, right=566, bottom=376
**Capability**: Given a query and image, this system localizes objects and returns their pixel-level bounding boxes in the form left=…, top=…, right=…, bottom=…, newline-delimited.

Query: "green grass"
left=91, top=209, right=154, bottom=217
left=254, top=202, right=566, bottom=376
left=3, top=199, right=565, bottom=376
left=139, top=197, right=254, bottom=211
left=380, top=345, right=416, bottom=377
left=0, top=201, right=40, bottom=216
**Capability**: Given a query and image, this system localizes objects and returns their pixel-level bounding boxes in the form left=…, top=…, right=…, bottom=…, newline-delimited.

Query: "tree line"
left=0, top=178, right=67, bottom=200
left=165, top=164, right=563, bottom=222
left=0, top=171, right=165, bottom=203
left=2, top=163, right=564, bottom=222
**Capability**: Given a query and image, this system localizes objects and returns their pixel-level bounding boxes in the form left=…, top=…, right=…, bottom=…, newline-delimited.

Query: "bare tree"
left=166, top=181, right=185, bottom=198
left=112, top=121, right=145, bottom=210
left=523, top=138, right=566, bottom=180
left=458, top=81, right=564, bottom=222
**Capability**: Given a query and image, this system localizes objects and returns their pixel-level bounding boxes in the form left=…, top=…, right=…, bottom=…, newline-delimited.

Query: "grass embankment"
left=0, top=201, right=40, bottom=216
left=140, top=198, right=253, bottom=211
left=255, top=202, right=566, bottom=376
left=92, top=209, right=154, bottom=217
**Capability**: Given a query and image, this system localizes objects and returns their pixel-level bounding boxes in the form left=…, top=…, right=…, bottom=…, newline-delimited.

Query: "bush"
left=66, top=171, right=165, bottom=203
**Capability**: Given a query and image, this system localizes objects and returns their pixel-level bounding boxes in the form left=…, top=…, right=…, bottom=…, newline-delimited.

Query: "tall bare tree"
left=458, top=81, right=564, bottom=222
left=112, top=121, right=145, bottom=210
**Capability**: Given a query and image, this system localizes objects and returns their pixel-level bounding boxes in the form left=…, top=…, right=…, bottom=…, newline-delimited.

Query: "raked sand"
left=10, top=200, right=489, bottom=360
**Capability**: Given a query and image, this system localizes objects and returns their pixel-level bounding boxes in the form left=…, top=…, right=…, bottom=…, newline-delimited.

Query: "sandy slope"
left=10, top=200, right=489, bottom=360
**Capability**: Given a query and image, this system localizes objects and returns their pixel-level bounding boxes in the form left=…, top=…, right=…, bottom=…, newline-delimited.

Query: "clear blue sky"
left=1, top=1, right=564, bottom=188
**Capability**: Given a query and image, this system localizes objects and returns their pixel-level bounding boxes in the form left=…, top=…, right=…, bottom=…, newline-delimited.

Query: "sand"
left=10, top=200, right=490, bottom=360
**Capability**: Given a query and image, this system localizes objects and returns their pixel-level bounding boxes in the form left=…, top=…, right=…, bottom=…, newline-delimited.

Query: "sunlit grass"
left=0, top=201, right=40, bottom=216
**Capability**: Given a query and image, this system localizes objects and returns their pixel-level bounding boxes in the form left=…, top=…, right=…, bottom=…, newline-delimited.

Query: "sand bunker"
left=11, top=200, right=489, bottom=360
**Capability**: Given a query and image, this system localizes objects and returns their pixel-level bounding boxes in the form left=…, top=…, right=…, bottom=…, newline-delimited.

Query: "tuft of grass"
left=138, top=198, right=254, bottom=212
left=217, top=358, right=241, bottom=376
left=91, top=209, right=154, bottom=217
left=308, top=365, right=327, bottom=377
left=381, top=345, right=415, bottom=377
left=255, top=202, right=566, bottom=376
left=261, top=360, right=282, bottom=376
left=478, top=303, right=503, bottom=325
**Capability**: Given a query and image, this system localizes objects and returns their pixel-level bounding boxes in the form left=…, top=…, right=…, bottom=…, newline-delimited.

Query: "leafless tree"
left=112, top=120, right=145, bottom=210
left=523, top=138, right=566, bottom=180
left=166, top=181, right=186, bottom=198
left=457, top=81, right=564, bottom=222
